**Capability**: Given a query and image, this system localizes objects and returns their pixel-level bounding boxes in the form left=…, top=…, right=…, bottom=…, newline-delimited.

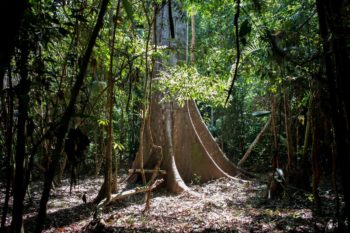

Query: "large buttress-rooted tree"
left=129, top=1, right=239, bottom=194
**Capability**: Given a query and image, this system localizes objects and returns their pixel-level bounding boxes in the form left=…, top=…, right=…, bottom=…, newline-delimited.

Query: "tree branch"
left=225, top=0, right=241, bottom=105
left=35, top=0, right=110, bottom=232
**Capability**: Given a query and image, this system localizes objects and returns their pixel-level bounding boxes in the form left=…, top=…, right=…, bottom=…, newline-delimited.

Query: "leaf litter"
left=0, top=175, right=338, bottom=232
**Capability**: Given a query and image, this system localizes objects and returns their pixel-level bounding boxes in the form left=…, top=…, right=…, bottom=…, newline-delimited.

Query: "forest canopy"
left=1, top=0, right=350, bottom=232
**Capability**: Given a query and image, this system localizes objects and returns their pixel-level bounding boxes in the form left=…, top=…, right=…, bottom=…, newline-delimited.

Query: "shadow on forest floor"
left=0, top=177, right=102, bottom=232
left=23, top=202, right=95, bottom=232
left=0, top=175, right=340, bottom=233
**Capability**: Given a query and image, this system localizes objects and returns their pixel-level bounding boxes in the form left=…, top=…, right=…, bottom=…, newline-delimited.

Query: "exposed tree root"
left=187, top=100, right=239, bottom=177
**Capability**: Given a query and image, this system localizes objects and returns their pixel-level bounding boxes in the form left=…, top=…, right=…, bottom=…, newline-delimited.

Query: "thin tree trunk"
left=1, top=71, right=14, bottom=229
left=104, top=0, right=121, bottom=201
left=271, top=95, right=279, bottom=169
left=35, top=1, right=109, bottom=232
left=97, top=126, right=105, bottom=176
left=95, top=0, right=122, bottom=203
left=11, top=32, right=30, bottom=233
left=57, top=154, right=67, bottom=184
left=331, top=125, right=340, bottom=220
left=311, top=111, right=320, bottom=208
left=301, top=93, right=312, bottom=170
left=190, top=14, right=195, bottom=64
left=94, top=127, right=100, bottom=177
left=238, top=117, right=271, bottom=167
left=284, top=89, right=294, bottom=171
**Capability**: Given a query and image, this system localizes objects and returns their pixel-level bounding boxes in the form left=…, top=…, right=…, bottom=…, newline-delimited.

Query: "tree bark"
left=104, top=0, right=121, bottom=201
left=283, top=88, right=295, bottom=171
left=301, top=93, right=312, bottom=170
left=163, top=102, right=190, bottom=193
left=96, top=126, right=105, bottom=176
left=190, top=14, right=195, bottom=64
left=309, top=88, right=321, bottom=207
left=129, top=1, right=239, bottom=192
left=271, top=95, right=280, bottom=169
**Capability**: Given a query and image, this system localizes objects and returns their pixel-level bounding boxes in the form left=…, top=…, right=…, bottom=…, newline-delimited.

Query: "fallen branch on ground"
left=94, top=179, right=164, bottom=220
left=128, top=169, right=166, bottom=175
left=110, top=179, right=164, bottom=203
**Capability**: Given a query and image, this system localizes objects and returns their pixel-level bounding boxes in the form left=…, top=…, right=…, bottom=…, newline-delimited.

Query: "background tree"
left=316, top=0, right=350, bottom=223
left=1, top=0, right=349, bottom=231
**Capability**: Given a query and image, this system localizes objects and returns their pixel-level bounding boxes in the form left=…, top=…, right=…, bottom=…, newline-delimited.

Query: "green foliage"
left=98, top=119, right=109, bottom=126
left=121, top=0, right=134, bottom=22
left=0, top=0, right=326, bottom=190
left=191, top=173, right=202, bottom=185
left=156, top=65, right=227, bottom=107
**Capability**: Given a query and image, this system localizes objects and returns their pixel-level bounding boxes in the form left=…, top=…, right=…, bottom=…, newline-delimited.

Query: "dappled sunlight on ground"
left=0, top=176, right=337, bottom=232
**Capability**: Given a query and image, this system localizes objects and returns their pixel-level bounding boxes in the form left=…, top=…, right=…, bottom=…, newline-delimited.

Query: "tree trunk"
left=1, top=69, right=14, bottom=229
left=96, top=126, right=104, bottom=176
left=316, top=0, right=350, bottom=221
left=35, top=1, right=109, bottom=231
left=95, top=0, right=122, bottom=203
left=238, top=117, right=271, bottom=167
left=311, top=97, right=321, bottom=208
left=103, top=25, right=115, bottom=203
left=11, top=28, right=30, bottom=233
left=283, top=88, right=295, bottom=171
left=57, top=154, right=67, bottom=184
left=271, top=95, right=279, bottom=169
left=301, top=93, right=312, bottom=170
left=190, top=14, right=195, bottom=64
left=129, top=1, right=239, bottom=193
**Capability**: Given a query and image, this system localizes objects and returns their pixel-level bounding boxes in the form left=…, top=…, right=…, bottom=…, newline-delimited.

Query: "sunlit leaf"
left=97, top=119, right=109, bottom=126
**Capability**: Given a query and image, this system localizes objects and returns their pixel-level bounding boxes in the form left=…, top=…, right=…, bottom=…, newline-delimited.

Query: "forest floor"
left=1, top=174, right=339, bottom=233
